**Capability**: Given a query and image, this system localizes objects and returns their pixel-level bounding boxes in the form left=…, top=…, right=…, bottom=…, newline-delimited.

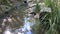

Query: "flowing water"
left=3, top=0, right=35, bottom=34
left=3, top=16, right=34, bottom=34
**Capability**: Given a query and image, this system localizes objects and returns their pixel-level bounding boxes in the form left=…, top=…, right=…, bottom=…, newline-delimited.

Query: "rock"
left=34, top=13, right=39, bottom=18
left=0, top=5, right=11, bottom=11
left=40, top=7, right=51, bottom=12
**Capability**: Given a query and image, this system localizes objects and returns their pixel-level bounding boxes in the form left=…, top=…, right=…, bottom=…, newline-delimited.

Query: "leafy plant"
left=44, top=0, right=60, bottom=34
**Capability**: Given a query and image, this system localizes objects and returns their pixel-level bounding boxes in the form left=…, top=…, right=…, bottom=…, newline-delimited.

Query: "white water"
left=22, top=16, right=32, bottom=34
left=3, top=16, right=32, bottom=34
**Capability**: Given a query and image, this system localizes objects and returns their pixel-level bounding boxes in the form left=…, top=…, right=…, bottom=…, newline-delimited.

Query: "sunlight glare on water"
left=18, top=32, right=23, bottom=34
left=23, top=17, right=32, bottom=34
left=3, top=30, right=12, bottom=34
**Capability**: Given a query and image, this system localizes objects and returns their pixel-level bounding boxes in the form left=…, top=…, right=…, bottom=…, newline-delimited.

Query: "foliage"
left=32, top=0, right=60, bottom=34
left=35, top=1, right=41, bottom=13
left=44, top=0, right=60, bottom=34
